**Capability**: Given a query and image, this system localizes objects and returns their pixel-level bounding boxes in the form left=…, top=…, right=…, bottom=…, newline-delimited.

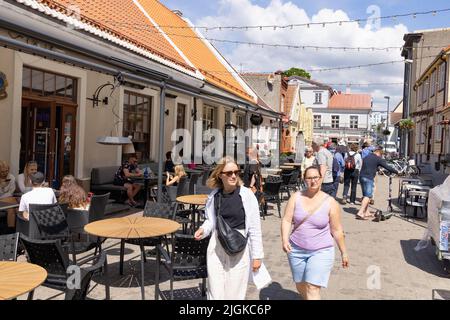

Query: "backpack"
left=345, top=153, right=356, bottom=170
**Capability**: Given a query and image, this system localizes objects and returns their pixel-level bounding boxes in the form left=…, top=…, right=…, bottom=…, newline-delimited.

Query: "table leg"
left=140, top=244, right=146, bottom=300
left=155, top=244, right=160, bottom=300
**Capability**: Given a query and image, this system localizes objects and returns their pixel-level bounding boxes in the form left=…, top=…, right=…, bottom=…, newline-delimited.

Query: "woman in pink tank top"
left=281, top=165, right=349, bottom=300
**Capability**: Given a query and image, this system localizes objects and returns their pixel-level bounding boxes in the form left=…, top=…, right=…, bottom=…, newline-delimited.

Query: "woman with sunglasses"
left=194, top=156, right=264, bottom=300
left=281, top=165, right=349, bottom=300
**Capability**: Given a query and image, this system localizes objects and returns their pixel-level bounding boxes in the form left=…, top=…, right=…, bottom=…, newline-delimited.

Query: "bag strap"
left=292, top=194, right=330, bottom=234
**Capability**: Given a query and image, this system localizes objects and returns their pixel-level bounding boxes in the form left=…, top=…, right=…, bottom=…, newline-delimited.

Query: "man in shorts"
left=357, top=147, right=397, bottom=220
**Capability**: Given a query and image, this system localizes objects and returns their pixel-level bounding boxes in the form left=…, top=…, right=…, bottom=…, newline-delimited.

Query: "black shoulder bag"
left=214, top=191, right=248, bottom=256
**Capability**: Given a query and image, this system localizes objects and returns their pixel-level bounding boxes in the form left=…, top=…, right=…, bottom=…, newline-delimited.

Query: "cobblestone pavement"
left=19, top=175, right=450, bottom=300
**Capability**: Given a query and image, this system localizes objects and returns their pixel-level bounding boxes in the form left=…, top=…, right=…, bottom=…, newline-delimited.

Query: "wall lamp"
left=87, top=83, right=114, bottom=108
left=165, top=109, right=170, bottom=116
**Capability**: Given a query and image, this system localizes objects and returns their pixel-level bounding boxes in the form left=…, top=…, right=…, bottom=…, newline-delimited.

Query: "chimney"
left=345, top=86, right=351, bottom=94
left=172, top=10, right=183, bottom=16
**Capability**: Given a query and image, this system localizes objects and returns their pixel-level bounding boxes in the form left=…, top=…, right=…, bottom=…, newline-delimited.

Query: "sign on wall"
left=0, top=72, right=7, bottom=100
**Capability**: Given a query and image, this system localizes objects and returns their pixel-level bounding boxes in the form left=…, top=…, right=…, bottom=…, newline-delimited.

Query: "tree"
left=282, top=67, right=311, bottom=79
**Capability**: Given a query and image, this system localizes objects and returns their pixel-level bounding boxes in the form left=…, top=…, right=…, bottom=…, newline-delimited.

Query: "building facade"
left=0, top=0, right=281, bottom=187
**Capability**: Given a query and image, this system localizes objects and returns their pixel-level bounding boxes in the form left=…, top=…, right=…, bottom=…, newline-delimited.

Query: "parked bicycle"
left=379, top=157, right=420, bottom=177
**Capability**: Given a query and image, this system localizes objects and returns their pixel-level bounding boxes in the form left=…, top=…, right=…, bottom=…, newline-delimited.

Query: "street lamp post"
left=384, top=96, right=390, bottom=154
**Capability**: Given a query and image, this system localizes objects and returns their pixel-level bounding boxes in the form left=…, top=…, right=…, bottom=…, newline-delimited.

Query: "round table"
left=84, top=216, right=180, bottom=300
left=176, top=195, right=208, bottom=232
left=176, top=194, right=208, bottom=206
left=0, top=261, right=47, bottom=300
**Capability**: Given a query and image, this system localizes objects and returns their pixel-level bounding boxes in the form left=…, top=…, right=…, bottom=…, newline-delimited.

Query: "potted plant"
left=399, top=118, right=415, bottom=130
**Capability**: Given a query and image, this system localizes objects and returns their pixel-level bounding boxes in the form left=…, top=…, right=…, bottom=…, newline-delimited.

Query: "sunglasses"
left=221, top=170, right=240, bottom=177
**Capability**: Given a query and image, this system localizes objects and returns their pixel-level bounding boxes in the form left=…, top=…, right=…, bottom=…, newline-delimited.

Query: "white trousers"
left=207, top=229, right=250, bottom=300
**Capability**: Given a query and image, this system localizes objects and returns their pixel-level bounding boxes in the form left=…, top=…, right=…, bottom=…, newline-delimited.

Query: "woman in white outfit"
left=194, top=156, right=264, bottom=300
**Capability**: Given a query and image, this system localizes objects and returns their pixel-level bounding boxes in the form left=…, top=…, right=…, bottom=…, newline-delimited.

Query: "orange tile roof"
left=329, top=93, right=372, bottom=110
left=137, top=0, right=255, bottom=102
left=33, top=0, right=195, bottom=73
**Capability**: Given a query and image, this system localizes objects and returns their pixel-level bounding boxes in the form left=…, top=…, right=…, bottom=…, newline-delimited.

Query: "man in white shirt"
left=19, top=172, right=56, bottom=220
left=311, top=137, right=335, bottom=196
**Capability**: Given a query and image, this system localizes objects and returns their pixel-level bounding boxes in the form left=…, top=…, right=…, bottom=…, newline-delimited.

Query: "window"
left=423, top=78, right=429, bottom=103
left=314, top=92, right=322, bottom=104
left=435, top=115, right=443, bottom=142
left=331, top=115, right=340, bottom=129
left=176, top=103, right=186, bottom=129
left=202, top=105, right=216, bottom=152
left=22, top=66, right=77, bottom=101
left=123, top=91, right=152, bottom=162
left=313, top=115, right=322, bottom=128
left=430, top=70, right=436, bottom=97
left=439, top=62, right=446, bottom=91
left=236, top=113, right=245, bottom=129
left=225, top=110, right=231, bottom=124
left=350, top=116, right=358, bottom=129
left=417, top=83, right=422, bottom=105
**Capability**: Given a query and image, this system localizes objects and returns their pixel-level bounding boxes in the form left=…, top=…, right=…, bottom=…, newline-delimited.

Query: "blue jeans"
left=321, top=182, right=336, bottom=197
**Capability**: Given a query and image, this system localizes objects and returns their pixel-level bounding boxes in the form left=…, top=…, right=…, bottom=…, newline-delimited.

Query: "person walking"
left=330, top=144, right=345, bottom=198
left=356, top=147, right=398, bottom=220
left=194, top=156, right=264, bottom=300
left=281, top=165, right=349, bottom=300
left=341, top=144, right=362, bottom=205
left=311, top=138, right=335, bottom=196
left=243, top=148, right=262, bottom=193
left=300, top=147, right=316, bottom=173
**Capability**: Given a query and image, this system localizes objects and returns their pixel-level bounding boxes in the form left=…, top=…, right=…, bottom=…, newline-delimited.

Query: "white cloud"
left=195, top=0, right=409, bottom=107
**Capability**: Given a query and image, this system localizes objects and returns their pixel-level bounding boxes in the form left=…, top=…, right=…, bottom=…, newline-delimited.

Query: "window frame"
left=313, top=115, right=322, bottom=128
left=331, top=115, right=340, bottom=129
left=349, top=115, right=359, bottom=129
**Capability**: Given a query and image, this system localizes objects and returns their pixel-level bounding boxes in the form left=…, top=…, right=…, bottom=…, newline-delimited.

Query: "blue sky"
left=161, top=0, right=450, bottom=31
left=160, top=0, right=450, bottom=110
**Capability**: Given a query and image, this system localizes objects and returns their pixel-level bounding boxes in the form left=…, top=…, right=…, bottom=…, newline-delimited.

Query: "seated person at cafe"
left=16, top=160, right=38, bottom=194
left=113, top=155, right=142, bottom=206
left=164, top=151, right=175, bottom=173
left=59, top=175, right=90, bottom=211
left=0, top=160, right=18, bottom=231
left=166, top=165, right=187, bottom=187
left=19, top=171, right=57, bottom=220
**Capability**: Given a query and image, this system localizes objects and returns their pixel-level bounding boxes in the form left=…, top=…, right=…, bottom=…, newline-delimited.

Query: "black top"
left=359, top=153, right=398, bottom=179
left=164, top=160, right=175, bottom=173
left=243, top=160, right=261, bottom=189
left=113, top=161, right=137, bottom=185
left=218, top=187, right=246, bottom=230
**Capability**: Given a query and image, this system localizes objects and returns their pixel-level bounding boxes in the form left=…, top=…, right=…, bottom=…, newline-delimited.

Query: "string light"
left=122, top=25, right=446, bottom=52
left=105, top=8, right=450, bottom=31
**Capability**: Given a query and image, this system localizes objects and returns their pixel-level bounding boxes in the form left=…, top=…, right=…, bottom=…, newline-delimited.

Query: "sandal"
left=355, top=215, right=369, bottom=220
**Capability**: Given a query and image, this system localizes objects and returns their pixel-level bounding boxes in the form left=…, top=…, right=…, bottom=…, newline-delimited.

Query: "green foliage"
left=399, top=118, right=415, bottom=130
left=282, top=68, right=311, bottom=79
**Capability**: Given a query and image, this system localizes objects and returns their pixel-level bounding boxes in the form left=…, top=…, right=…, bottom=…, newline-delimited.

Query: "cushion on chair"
left=91, top=167, right=119, bottom=185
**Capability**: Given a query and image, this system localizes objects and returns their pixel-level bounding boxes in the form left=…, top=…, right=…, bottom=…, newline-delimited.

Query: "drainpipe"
left=192, top=97, right=197, bottom=164
left=157, top=83, right=166, bottom=203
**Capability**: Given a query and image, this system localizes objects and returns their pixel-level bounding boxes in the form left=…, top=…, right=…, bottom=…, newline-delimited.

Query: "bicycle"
left=384, top=157, right=420, bottom=177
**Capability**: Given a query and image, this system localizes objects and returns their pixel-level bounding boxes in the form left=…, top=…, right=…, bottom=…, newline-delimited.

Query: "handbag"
left=215, top=191, right=248, bottom=256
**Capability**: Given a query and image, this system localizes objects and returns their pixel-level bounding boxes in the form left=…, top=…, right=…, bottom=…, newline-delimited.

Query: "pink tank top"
left=289, top=195, right=334, bottom=251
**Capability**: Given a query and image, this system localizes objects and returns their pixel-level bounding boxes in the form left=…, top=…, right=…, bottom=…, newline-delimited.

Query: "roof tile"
left=328, top=93, right=372, bottom=110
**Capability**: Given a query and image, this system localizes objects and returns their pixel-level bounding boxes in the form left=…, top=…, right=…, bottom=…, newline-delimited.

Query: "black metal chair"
left=156, top=233, right=209, bottom=300
left=20, top=234, right=109, bottom=300
left=88, top=193, right=110, bottom=223
left=16, top=203, right=69, bottom=239
left=118, top=201, right=175, bottom=275
left=188, top=173, right=201, bottom=195
left=279, top=171, right=294, bottom=200
left=0, top=232, right=19, bottom=261
left=262, top=175, right=283, bottom=218
left=288, top=168, right=301, bottom=193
